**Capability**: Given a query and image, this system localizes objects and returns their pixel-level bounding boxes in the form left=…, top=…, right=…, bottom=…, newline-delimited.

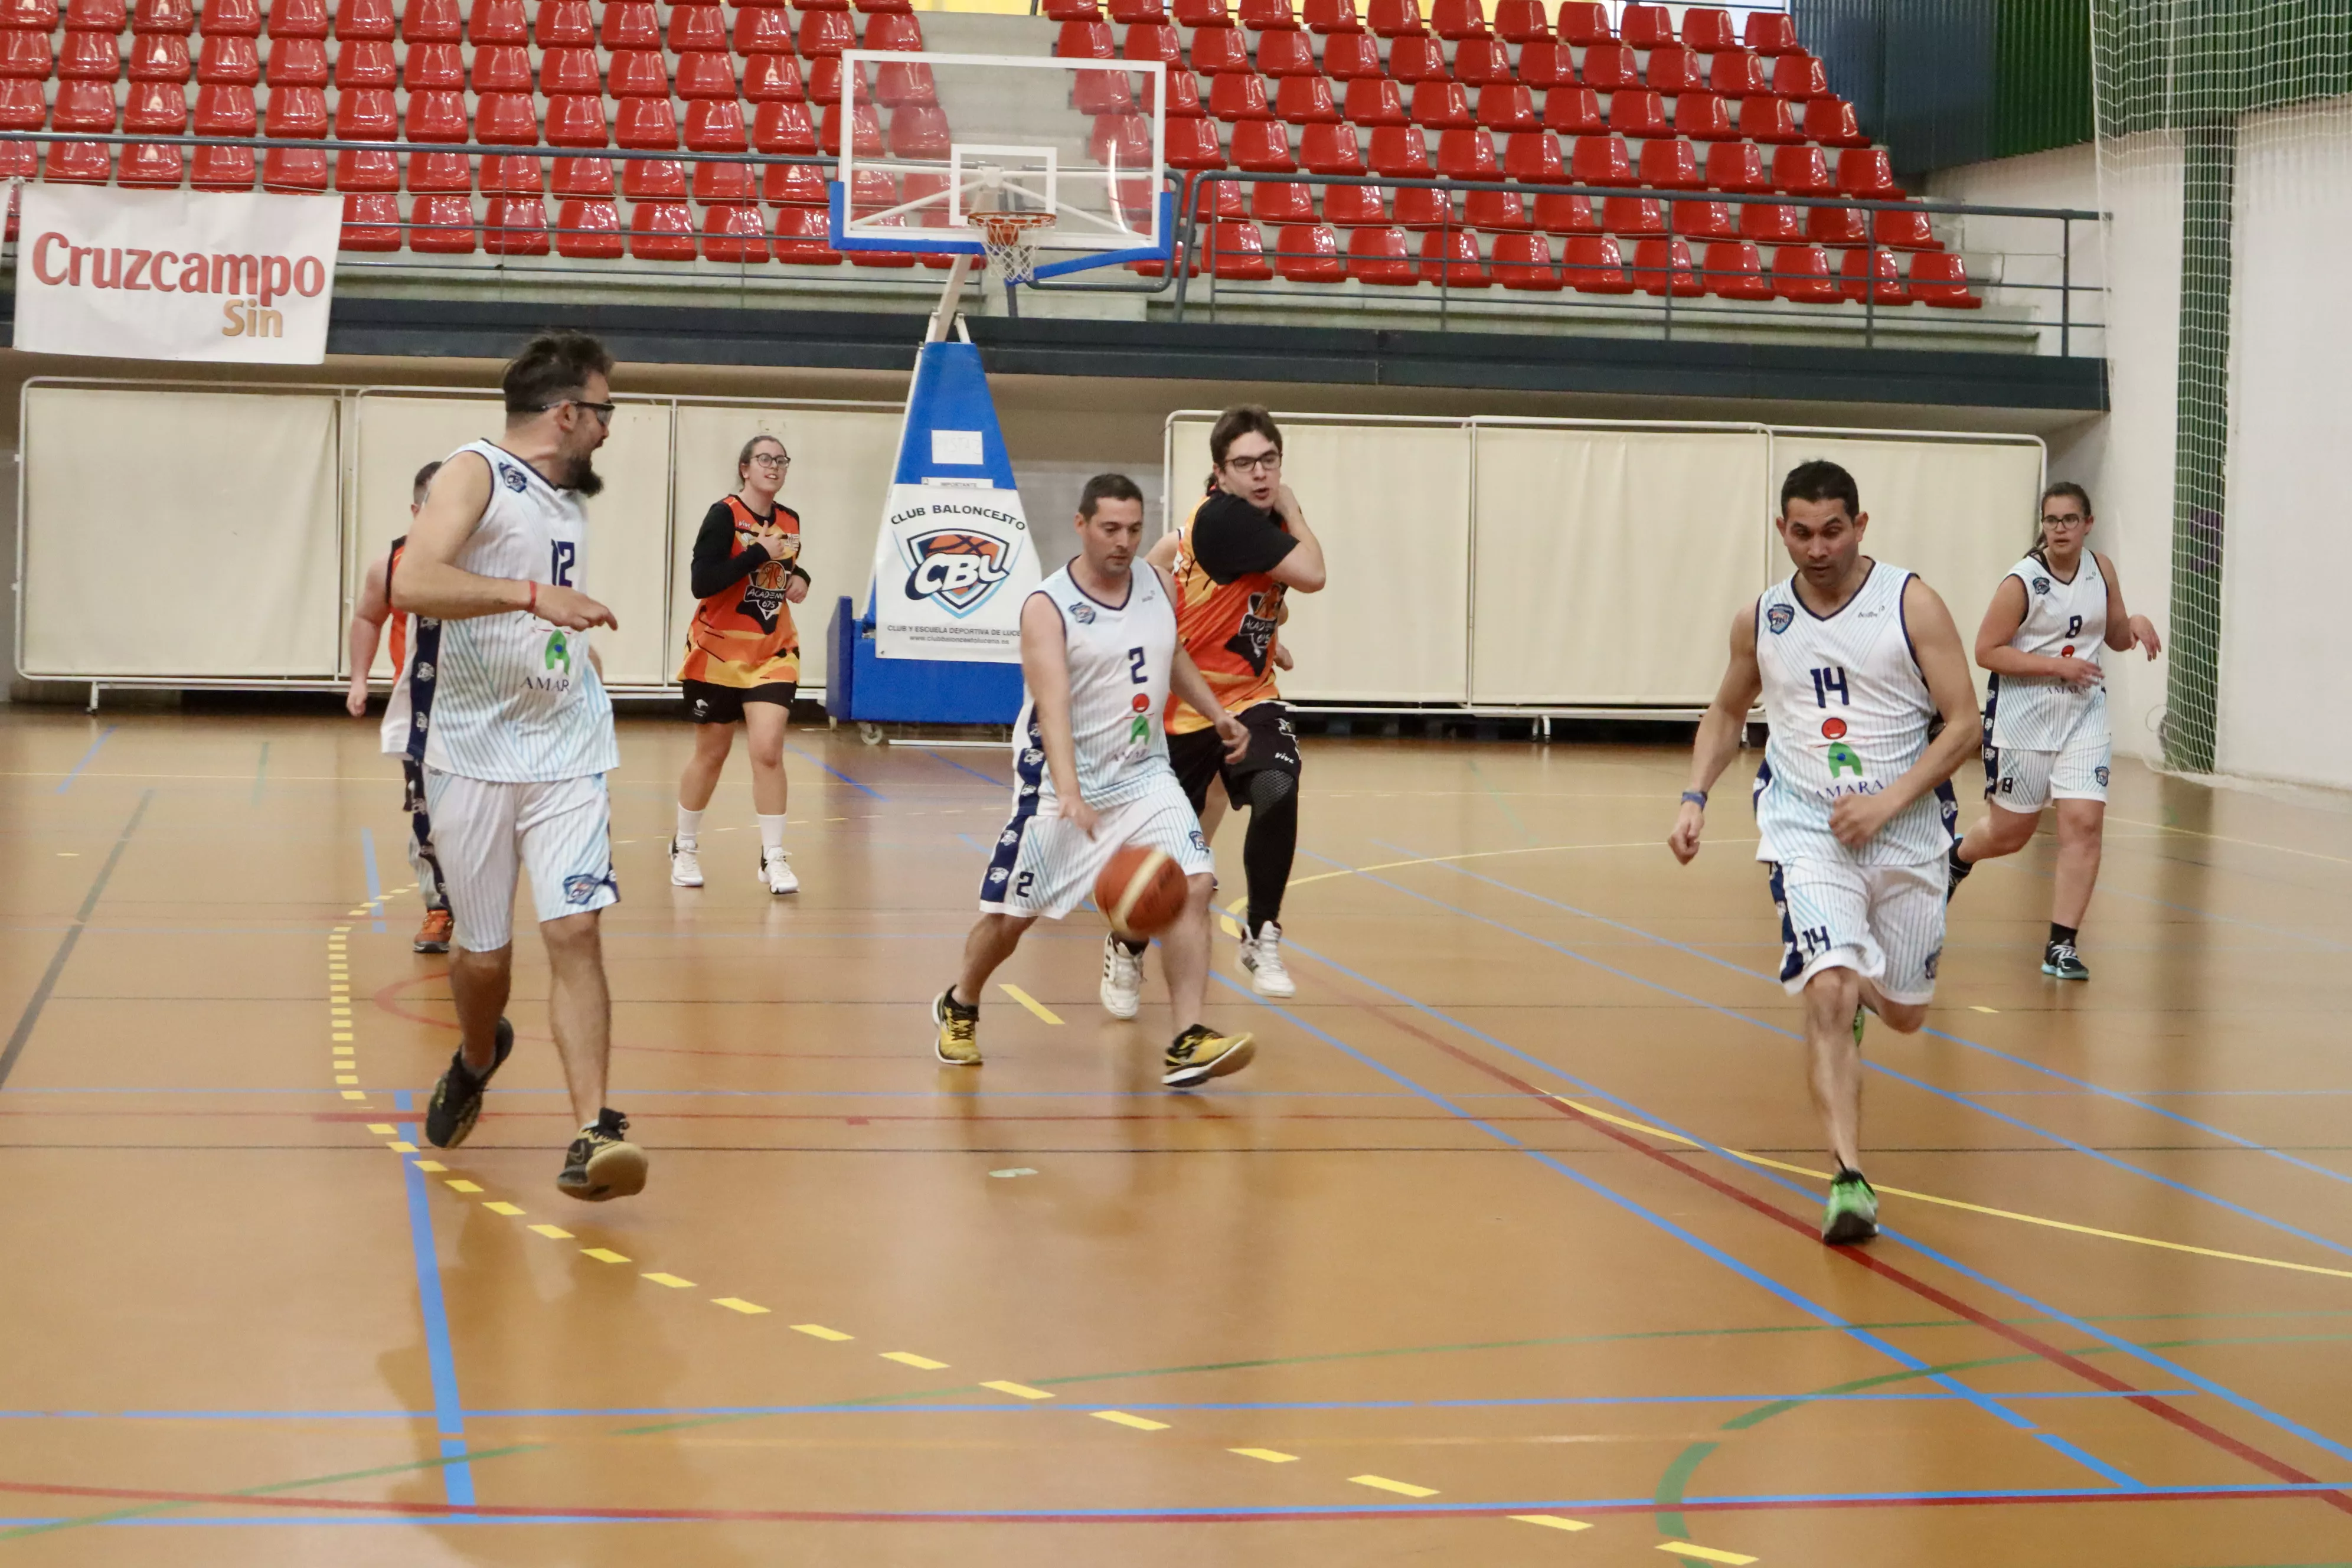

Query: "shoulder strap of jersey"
left=721, top=495, right=758, bottom=529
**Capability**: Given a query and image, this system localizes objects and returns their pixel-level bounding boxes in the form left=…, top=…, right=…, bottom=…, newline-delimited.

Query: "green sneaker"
left=1822, top=1169, right=1880, bottom=1245
left=1852, top=1008, right=1866, bottom=1048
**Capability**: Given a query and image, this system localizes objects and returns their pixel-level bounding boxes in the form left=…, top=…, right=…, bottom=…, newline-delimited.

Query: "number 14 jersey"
left=1752, top=561, right=1953, bottom=867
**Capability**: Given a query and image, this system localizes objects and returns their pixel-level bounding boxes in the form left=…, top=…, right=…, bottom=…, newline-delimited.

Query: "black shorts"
left=682, top=679, right=796, bottom=724
left=1168, top=701, right=1300, bottom=814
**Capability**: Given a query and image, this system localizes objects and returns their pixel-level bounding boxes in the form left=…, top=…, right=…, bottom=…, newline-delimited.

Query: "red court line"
left=1315, top=976, right=2352, bottom=1517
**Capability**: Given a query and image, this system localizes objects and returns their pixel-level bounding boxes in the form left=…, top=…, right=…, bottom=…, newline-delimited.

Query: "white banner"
left=870, top=482, right=1039, bottom=661
left=14, top=185, right=340, bottom=363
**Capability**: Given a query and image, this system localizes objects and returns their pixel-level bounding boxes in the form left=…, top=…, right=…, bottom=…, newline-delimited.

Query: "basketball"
left=1094, top=844, right=1189, bottom=938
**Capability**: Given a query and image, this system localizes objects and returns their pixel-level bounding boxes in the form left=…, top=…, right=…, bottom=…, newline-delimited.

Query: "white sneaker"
left=1242, top=922, right=1296, bottom=998
left=669, top=838, right=704, bottom=887
left=759, top=848, right=799, bottom=895
left=1099, top=933, right=1144, bottom=1020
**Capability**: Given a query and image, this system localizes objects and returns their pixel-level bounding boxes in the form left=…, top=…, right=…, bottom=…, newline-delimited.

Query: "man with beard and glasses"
left=388, top=329, right=646, bottom=1203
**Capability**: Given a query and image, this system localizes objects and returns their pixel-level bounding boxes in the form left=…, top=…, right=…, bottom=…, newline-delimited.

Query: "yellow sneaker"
left=932, top=988, right=981, bottom=1066
left=1164, top=1025, right=1253, bottom=1089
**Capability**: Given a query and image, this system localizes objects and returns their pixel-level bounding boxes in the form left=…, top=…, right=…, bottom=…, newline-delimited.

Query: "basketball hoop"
left=972, top=208, right=1057, bottom=286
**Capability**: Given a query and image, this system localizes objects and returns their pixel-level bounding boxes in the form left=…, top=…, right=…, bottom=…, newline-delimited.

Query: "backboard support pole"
left=926, top=254, right=973, bottom=344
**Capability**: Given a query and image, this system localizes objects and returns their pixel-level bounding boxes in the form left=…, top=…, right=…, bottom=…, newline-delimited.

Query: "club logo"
left=2095, top=765, right=2110, bottom=786
left=497, top=462, right=529, bottom=494
left=562, top=871, right=611, bottom=906
left=2031, top=576, right=2052, bottom=594
left=986, top=865, right=1010, bottom=884
left=1766, top=604, right=1795, bottom=635
left=900, top=528, right=1016, bottom=617
left=1068, top=600, right=1096, bottom=624
left=1825, top=740, right=1864, bottom=778
left=999, top=829, right=1018, bottom=846
left=1821, top=717, right=1847, bottom=740
left=414, top=661, right=435, bottom=681
left=2061, top=644, right=2076, bottom=657
left=1022, top=748, right=1043, bottom=766
left=1190, top=829, right=1208, bottom=853
left=1923, top=946, right=1941, bottom=980
left=1130, top=693, right=1151, bottom=711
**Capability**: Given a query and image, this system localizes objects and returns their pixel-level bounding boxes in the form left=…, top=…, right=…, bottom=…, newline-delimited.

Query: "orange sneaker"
left=413, top=907, right=453, bottom=954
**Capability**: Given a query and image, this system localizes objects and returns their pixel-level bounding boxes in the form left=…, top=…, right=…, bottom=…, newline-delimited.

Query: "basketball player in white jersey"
left=345, top=459, right=452, bottom=954
left=388, top=331, right=646, bottom=1202
left=1670, top=460, right=1979, bottom=1245
left=1947, top=482, right=2161, bottom=979
left=932, top=474, right=1258, bottom=1089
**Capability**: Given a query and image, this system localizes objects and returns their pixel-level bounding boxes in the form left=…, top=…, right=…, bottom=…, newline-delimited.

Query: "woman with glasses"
left=1947, top=482, right=2161, bottom=979
left=671, top=433, right=812, bottom=895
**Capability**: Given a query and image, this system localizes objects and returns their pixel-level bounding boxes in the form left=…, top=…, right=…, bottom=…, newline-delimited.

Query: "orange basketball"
left=1094, top=844, right=1189, bottom=938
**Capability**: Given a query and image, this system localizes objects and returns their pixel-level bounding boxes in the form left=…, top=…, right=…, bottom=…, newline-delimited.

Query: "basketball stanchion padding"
left=1095, top=845, right=1188, bottom=937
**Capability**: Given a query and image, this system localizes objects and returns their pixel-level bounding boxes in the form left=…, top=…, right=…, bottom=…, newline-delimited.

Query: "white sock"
left=675, top=806, right=704, bottom=847
left=758, top=813, right=788, bottom=854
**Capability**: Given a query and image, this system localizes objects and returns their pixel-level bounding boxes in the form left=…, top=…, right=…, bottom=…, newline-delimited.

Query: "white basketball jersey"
left=407, top=441, right=619, bottom=783
left=1752, top=561, right=1954, bottom=866
left=1987, top=551, right=2108, bottom=751
left=1010, top=559, right=1179, bottom=809
left=377, top=625, right=415, bottom=757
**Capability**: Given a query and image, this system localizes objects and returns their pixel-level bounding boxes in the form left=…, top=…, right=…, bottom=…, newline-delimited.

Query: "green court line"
left=0, top=1442, right=544, bottom=1541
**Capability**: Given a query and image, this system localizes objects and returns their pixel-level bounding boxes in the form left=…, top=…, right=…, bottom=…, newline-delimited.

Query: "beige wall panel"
left=355, top=393, right=673, bottom=685
left=669, top=404, right=903, bottom=694
left=1470, top=427, right=1768, bottom=704
left=1168, top=416, right=1471, bottom=703
left=1766, top=435, right=2044, bottom=703
left=23, top=386, right=339, bottom=677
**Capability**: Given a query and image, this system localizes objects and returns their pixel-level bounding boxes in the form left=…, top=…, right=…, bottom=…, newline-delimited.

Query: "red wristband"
left=526, top=580, right=538, bottom=615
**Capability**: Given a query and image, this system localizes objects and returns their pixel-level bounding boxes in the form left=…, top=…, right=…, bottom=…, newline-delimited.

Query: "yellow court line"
left=445, top=1180, right=483, bottom=1194
left=1092, top=1410, right=1170, bottom=1431
left=580, top=1248, right=631, bottom=1265
left=1661, top=1543, right=1758, bottom=1565
left=2109, top=813, right=2352, bottom=868
left=1230, top=1447, right=1299, bottom=1463
left=482, top=1201, right=524, bottom=1217
left=1348, top=1475, right=1437, bottom=1498
left=413, top=1161, right=446, bottom=1174
left=643, top=1273, right=697, bottom=1289
left=1286, top=837, right=1761, bottom=891
left=881, top=1351, right=949, bottom=1370
left=713, top=1298, right=770, bottom=1315
left=980, top=1381, right=1054, bottom=1400
left=1512, top=1514, right=1592, bottom=1531
left=998, top=984, right=1063, bottom=1025
left=1556, top=1096, right=2352, bottom=1283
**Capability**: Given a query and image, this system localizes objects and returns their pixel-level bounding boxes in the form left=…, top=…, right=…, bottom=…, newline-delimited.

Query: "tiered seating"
left=1079, top=0, right=1974, bottom=305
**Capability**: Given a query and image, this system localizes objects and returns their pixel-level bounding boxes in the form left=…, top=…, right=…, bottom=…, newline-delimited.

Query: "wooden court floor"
left=4, top=704, right=2352, bottom=1566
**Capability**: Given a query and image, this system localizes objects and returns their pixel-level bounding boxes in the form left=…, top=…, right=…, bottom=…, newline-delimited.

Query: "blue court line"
left=1363, top=846, right=2352, bottom=1259
left=917, top=750, right=1012, bottom=790
left=1203, top=974, right=2134, bottom=1491
left=1241, top=919, right=2352, bottom=1472
left=395, top=1090, right=473, bottom=1508
left=783, top=743, right=884, bottom=801
left=359, top=828, right=387, bottom=935
left=1395, top=845, right=2352, bottom=1204
left=52, top=727, right=117, bottom=795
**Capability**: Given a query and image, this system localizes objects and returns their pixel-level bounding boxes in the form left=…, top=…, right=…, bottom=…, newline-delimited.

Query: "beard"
left=561, top=456, right=605, bottom=497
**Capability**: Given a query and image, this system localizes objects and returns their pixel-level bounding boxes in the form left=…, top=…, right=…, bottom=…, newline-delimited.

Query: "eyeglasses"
left=543, top=398, right=616, bottom=426
left=2040, top=513, right=2088, bottom=528
left=750, top=453, right=790, bottom=468
left=1223, top=450, right=1282, bottom=475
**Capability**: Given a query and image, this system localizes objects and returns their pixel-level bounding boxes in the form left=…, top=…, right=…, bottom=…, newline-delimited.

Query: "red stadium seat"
left=1090, top=109, right=1149, bottom=165
left=1745, top=12, right=1800, bottom=54
left=1553, top=1, right=1606, bottom=45
left=332, top=83, right=394, bottom=135
left=1568, top=133, right=1632, bottom=187
left=332, top=37, right=393, bottom=85
left=1805, top=97, right=1867, bottom=146
left=543, top=93, right=609, bottom=146
left=1210, top=71, right=1272, bottom=119
left=1873, top=207, right=1938, bottom=250
left=1148, top=69, right=1203, bottom=114
left=760, top=159, right=825, bottom=205
left=400, top=0, right=459, bottom=43
left=1191, top=22, right=1249, bottom=71
left=1701, top=239, right=1769, bottom=298
left=1273, top=222, right=1347, bottom=281
left=1674, top=92, right=1733, bottom=141
left=1045, top=0, right=1100, bottom=15
left=769, top=205, right=839, bottom=264
left=1637, top=137, right=1703, bottom=190
left=606, top=49, right=666, bottom=96
left=600, top=0, right=659, bottom=48
left=195, top=34, right=258, bottom=84
left=58, top=30, right=123, bottom=80
left=1465, top=182, right=1527, bottom=229
left=1476, top=83, right=1535, bottom=130
left=1840, top=244, right=1909, bottom=304
left=1491, top=230, right=1558, bottom=289
left=1321, top=179, right=1386, bottom=224
left=875, top=59, right=933, bottom=105
left=1231, top=118, right=1295, bottom=168
left=1508, top=40, right=1567, bottom=89
left=1366, top=0, right=1420, bottom=37
left=335, top=0, right=393, bottom=35
left=1492, top=0, right=1544, bottom=41
left=482, top=195, right=548, bottom=254
left=667, top=2, right=727, bottom=51
left=1347, top=224, right=1416, bottom=283
left=129, top=33, right=190, bottom=79
left=1538, top=194, right=1598, bottom=236
left=1542, top=85, right=1602, bottom=135
left=1172, top=0, right=1230, bottom=23
left=1837, top=147, right=1900, bottom=200
left=1391, top=182, right=1451, bottom=227
left=1428, top=0, right=1483, bottom=38
left=1252, top=178, right=1314, bottom=221
left=796, top=6, right=854, bottom=55
left=1501, top=128, right=1558, bottom=181
left=1276, top=74, right=1341, bottom=122
left=819, top=99, right=884, bottom=155
left=1649, top=44, right=1706, bottom=94
left=1909, top=250, right=1979, bottom=306
left=339, top=192, right=401, bottom=249
left=474, top=90, right=536, bottom=142
left=1302, top=0, right=1357, bottom=31
left=552, top=155, right=612, bottom=198
left=136, top=0, right=194, bottom=30
left=1608, top=89, right=1670, bottom=139
left=1419, top=227, right=1489, bottom=287
left=122, top=78, right=184, bottom=129
left=1600, top=194, right=1661, bottom=236
left=1738, top=201, right=1801, bottom=243
left=629, top=198, right=697, bottom=260
left=1123, top=21, right=1182, bottom=61
left=1681, top=7, right=1734, bottom=51
left=1805, top=202, right=1865, bottom=245
left=1343, top=76, right=1404, bottom=125
left=467, top=0, right=524, bottom=43
left=407, top=147, right=469, bottom=192
left=1634, top=235, right=1700, bottom=295
left=1704, top=139, right=1767, bottom=192
left=691, top=158, right=752, bottom=203
left=1771, top=242, right=1836, bottom=301
left=533, top=0, right=590, bottom=45
left=1300, top=118, right=1363, bottom=171
left=1205, top=218, right=1273, bottom=279
left=203, top=0, right=260, bottom=32
left=805, top=56, right=860, bottom=106
left=1563, top=232, right=1629, bottom=292
left=1164, top=113, right=1226, bottom=167
left=1739, top=94, right=1800, bottom=144
left=1709, top=48, right=1767, bottom=97
left=1387, top=34, right=1445, bottom=81
left=468, top=43, right=528, bottom=92
left=745, top=52, right=805, bottom=102
left=1772, top=52, right=1830, bottom=100
left=700, top=202, right=769, bottom=263
left=1435, top=124, right=1494, bottom=178
left=1771, top=144, right=1832, bottom=197
left=1191, top=174, right=1244, bottom=217
left=1668, top=197, right=1733, bottom=239
left=1257, top=26, right=1317, bottom=74
left=336, top=142, right=398, bottom=191
left=71, top=0, right=124, bottom=32
left=676, top=52, right=738, bottom=99
left=1054, top=17, right=1112, bottom=56
left=616, top=95, right=681, bottom=149
left=1452, top=36, right=1512, bottom=84
left=1618, top=1, right=1670, bottom=47
left=734, top=4, right=793, bottom=51
left=407, top=194, right=478, bottom=253
left=687, top=96, right=750, bottom=153
left=479, top=151, right=538, bottom=192
left=401, top=41, right=461, bottom=89
left=53, top=77, right=117, bottom=128
left=121, top=141, right=186, bottom=185
left=1366, top=123, right=1429, bottom=176
left=1410, top=80, right=1470, bottom=129
left=1321, top=29, right=1380, bottom=76
left=1109, top=0, right=1165, bottom=19
left=1581, top=43, right=1637, bottom=90
left=1236, top=0, right=1290, bottom=25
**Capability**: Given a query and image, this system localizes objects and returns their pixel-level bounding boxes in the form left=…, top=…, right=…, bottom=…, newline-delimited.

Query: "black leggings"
left=1241, top=767, right=1298, bottom=935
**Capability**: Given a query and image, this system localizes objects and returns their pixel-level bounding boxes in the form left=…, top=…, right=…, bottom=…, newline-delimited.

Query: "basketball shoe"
left=1164, top=1025, right=1254, bottom=1089
left=558, top=1108, right=648, bottom=1201
left=1821, top=1168, right=1879, bottom=1244
left=759, top=847, right=799, bottom=895
left=669, top=838, right=704, bottom=887
left=2041, top=940, right=2089, bottom=980
left=1240, top=922, right=1295, bottom=998
left=424, top=1017, right=514, bottom=1150
left=412, top=907, right=453, bottom=955
left=1100, top=935, right=1144, bottom=1020
left=1945, top=842, right=1972, bottom=901
left=932, top=988, right=981, bottom=1066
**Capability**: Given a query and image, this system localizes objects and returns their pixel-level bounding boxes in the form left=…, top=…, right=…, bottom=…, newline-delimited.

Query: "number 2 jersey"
left=1984, top=551, right=2108, bottom=752
left=1012, top=559, right=1180, bottom=809
left=1752, top=561, right=1955, bottom=867
left=406, top=440, right=618, bottom=783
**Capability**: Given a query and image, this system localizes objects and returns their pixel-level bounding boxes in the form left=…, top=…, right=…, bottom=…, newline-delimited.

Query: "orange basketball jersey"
left=678, top=496, right=803, bottom=688
left=1164, top=493, right=1286, bottom=736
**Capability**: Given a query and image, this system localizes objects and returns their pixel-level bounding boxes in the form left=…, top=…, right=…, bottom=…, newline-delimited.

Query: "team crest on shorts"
left=987, top=866, right=1010, bottom=884
left=563, top=871, right=607, bottom=906
left=2095, top=765, right=2110, bottom=786
left=497, top=462, right=529, bottom=494
left=1067, top=600, right=1096, bottom=624
left=1766, top=604, right=1795, bottom=635
left=1190, top=829, right=1209, bottom=853
left=1923, top=946, right=1942, bottom=981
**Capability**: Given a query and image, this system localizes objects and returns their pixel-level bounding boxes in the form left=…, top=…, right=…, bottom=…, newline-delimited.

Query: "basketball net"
left=972, top=208, right=1056, bottom=288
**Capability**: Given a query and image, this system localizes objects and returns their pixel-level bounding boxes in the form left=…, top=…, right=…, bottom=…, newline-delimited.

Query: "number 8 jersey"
left=1752, top=561, right=1954, bottom=867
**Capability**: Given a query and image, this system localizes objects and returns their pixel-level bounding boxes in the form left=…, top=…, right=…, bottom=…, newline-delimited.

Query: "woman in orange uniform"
left=670, top=433, right=812, bottom=895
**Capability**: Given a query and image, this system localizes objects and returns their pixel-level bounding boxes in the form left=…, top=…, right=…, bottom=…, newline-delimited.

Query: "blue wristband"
left=1681, top=790, right=1709, bottom=808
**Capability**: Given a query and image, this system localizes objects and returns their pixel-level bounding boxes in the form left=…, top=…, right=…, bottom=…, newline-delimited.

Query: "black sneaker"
left=2041, top=941, right=2089, bottom=981
left=1945, top=842, right=1973, bottom=902
left=558, top=1108, right=648, bottom=1202
left=423, top=1018, right=513, bottom=1150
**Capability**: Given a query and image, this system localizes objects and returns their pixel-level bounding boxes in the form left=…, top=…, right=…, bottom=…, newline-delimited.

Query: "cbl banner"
left=14, top=185, right=341, bottom=363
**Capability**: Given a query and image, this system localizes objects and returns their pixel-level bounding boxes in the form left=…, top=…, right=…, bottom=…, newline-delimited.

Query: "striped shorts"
left=979, top=772, right=1213, bottom=920
left=1769, top=857, right=1946, bottom=1006
left=422, top=769, right=618, bottom=952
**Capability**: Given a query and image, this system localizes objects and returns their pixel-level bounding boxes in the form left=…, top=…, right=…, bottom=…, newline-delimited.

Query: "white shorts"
left=979, top=772, right=1213, bottom=920
left=1769, top=857, right=1946, bottom=1006
left=422, top=769, right=618, bottom=952
left=1985, top=729, right=2111, bottom=813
